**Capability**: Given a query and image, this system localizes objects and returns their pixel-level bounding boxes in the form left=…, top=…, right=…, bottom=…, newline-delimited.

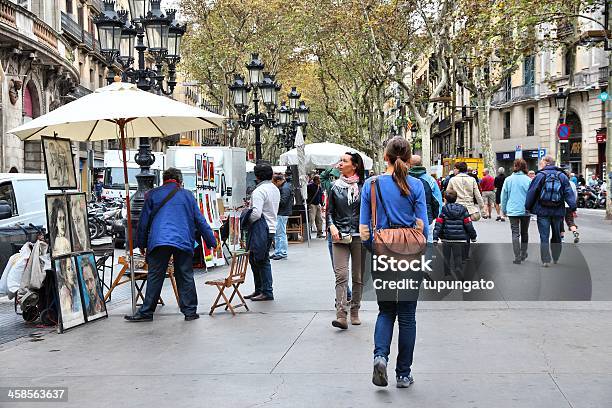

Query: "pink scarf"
left=336, top=174, right=360, bottom=205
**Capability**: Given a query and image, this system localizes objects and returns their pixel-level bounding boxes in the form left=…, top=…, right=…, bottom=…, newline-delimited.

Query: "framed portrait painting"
left=41, top=136, right=77, bottom=190
left=67, top=193, right=91, bottom=252
left=195, top=155, right=203, bottom=187
left=75, top=253, right=107, bottom=322
left=53, top=255, right=85, bottom=332
left=45, top=194, right=73, bottom=258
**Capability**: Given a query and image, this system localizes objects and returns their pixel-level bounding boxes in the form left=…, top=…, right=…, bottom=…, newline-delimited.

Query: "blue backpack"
left=538, top=171, right=564, bottom=207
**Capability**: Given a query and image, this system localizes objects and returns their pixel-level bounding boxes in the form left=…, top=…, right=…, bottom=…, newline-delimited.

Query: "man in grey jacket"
left=245, top=163, right=280, bottom=301
left=272, top=173, right=294, bottom=260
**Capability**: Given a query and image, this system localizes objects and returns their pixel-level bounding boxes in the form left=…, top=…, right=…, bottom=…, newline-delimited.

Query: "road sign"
left=599, top=91, right=609, bottom=102
left=557, top=123, right=570, bottom=140
left=538, top=148, right=547, bottom=159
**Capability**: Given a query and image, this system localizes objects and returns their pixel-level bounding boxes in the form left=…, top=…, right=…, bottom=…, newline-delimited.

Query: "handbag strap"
left=370, top=177, right=378, bottom=230
left=146, top=185, right=180, bottom=236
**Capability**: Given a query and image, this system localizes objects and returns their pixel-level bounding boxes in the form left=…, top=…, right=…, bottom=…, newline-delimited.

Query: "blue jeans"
left=374, top=301, right=417, bottom=377
left=536, top=216, right=563, bottom=264
left=139, top=246, right=197, bottom=317
left=274, top=216, right=289, bottom=258
left=251, top=234, right=274, bottom=298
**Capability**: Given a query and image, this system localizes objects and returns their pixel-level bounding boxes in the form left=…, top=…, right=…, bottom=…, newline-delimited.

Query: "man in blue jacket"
left=525, top=155, right=576, bottom=267
left=125, top=168, right=216, bottom=322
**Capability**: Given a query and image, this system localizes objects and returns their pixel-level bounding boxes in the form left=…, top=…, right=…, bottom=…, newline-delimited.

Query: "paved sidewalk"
left=1, top=214, right=612, bottom=407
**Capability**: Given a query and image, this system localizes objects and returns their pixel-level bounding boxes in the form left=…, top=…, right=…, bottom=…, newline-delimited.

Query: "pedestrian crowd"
left=123, top=140, right=581, bottom=390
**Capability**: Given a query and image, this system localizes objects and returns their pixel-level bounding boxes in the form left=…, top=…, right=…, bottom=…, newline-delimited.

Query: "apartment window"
left=503, top=112, right=511, bottom=139
left=564, top=47, right=575, bottom=76
left=523, top=55, right=535, bottom=87
left=66, top=0, right=73, bottom=14
left=527, top=107, right=535, bottom=136
left=90, top=69, right=95, bottom=88
left=77, top=4, right=84, bottom=28
left=99, top=74, right=103, bottom=88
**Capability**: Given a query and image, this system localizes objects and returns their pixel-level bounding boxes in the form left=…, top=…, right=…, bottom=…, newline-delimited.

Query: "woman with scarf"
left=327, top=152, right=365, bottom=330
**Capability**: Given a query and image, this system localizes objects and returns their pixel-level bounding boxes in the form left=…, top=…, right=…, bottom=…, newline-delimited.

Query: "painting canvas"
left=41, top=136, right=77, bottom=190
left=195, top=155, right=203, bottom=187
left=54, top=256, right=85, bottom=332
left=46, top=194, right=72, bottom=258
left=67, top=193, right=91, bottom=252
left=75, top=253, right=107, bottom=322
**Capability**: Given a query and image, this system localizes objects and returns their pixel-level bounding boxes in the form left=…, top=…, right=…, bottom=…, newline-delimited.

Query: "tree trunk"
left=413, top=113, right=432, bottom=168
left=476, top=96, right=496, bottom=171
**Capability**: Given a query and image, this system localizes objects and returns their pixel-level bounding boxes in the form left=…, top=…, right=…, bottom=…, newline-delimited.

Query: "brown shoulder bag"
left=370, top=177, right=426, bottom=256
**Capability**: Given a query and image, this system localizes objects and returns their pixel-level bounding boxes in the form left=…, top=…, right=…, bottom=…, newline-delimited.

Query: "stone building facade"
left=0, top=0, right=128, bottom=191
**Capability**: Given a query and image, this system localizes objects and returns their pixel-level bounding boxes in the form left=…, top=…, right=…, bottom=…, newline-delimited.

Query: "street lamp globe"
left=229, top=74, right=249, bottom=113
left=273, top=80, right=282, bottom=106
left=167, top=17, right=186, bottom=64
left=142, top=0, right=171, bottom=59
left=118, top=14, right=137, bottom=67
left=287, top=87, right=301, bottom=110
left=279, top=102, right=291, bottom=126
left=296, top=100, right=310, bottom=125
left=95, top=0, right=124, bottom=60
left=274, top=122, right=284, bottom=137
left=555, top=88, right=569, bottom=111
left=259, top=72, right=277, bottom=110
left=127, top=0, right=150, bottom=22
left=246, top=53, right=264, bottom=86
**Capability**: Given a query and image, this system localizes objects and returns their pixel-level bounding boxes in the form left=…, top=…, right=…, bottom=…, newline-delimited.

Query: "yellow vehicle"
left=442, top=157, right=485, bottom=178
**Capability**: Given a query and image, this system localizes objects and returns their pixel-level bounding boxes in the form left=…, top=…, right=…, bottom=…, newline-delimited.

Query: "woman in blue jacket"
left=359, top=137, right=428, bottom=389
left=500, top=159, right=532, bottom=264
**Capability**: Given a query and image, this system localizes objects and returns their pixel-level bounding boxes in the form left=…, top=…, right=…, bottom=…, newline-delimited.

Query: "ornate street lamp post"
left=94, top=0, right=186, bottom=244
left=555, top=88, right=569, bottom=166
left=276, top=88, right=310, bottom=151
left=229, top=54, right=281, bottom=161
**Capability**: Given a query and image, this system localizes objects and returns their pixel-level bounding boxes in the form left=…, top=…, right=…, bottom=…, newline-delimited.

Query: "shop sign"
left=596, top=128, right=607, bottom=144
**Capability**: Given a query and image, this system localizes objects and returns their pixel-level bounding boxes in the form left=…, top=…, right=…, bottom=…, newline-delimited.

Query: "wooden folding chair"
left=206, top=251, right=250, bottom=316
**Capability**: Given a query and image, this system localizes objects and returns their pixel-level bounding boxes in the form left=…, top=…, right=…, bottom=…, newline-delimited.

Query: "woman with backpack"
left=359, top=137, right=428, bottom=389
left=327, top=152, right=365, bottom=330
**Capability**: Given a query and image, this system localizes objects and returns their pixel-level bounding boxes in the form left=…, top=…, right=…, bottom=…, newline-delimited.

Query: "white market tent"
left=279, top=142, right=373, bottom=170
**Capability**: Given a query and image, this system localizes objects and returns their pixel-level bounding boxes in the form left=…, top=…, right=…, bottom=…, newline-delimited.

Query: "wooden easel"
left=103, top=255, right=179, bottom=306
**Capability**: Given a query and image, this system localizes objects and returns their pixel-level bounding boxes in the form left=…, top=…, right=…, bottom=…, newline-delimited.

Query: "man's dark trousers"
left=139, top=245, right=197, bottom=318
left=251, top=233, right=274, bottom=298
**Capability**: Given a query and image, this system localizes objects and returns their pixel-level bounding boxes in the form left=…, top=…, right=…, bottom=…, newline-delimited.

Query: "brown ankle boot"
left=350, top=309, right=361, bottom=325
left=332, top=311, right=348, bottom=330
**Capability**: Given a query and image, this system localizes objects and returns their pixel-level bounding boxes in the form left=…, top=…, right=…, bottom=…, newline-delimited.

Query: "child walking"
left=433, top=190, right=477, bottom=279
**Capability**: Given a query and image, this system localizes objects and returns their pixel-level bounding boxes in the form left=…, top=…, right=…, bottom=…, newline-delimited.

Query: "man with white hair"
left=525, top=155, right=576, bottom=267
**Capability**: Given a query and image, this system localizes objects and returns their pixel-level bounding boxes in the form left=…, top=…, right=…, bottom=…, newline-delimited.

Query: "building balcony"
left=61, top=11, right=83, bottom=44
left=527, top=124, right=535, bottom=136
left=82, top=30, right=94, bottom=51
left=492, top=89, right=511, bottom=106
left=511, top=84, right=538, bottom=101
left=503, top=127, right=511, bottom=139
left=89, top=0, right=103, bottom=13
left=599, top=66, right=608, bottom=85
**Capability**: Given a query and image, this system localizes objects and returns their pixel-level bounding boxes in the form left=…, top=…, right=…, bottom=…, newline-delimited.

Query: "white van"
left=102, top=150, right=165, bottom=199
left=0, top=173, right=50, bottom=228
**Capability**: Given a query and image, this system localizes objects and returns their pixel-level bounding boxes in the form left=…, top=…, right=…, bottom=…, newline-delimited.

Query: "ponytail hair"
left=384, top=136, right=411, bottom=196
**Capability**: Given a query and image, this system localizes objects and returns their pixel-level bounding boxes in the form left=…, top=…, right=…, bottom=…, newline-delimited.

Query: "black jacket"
left=433, top=203, right=477, bottom=242
left=277, top=181, right=294, bottom=216
left=327, top=182, right=362, bottom=236
left=240, top=208, right=270, bottom=263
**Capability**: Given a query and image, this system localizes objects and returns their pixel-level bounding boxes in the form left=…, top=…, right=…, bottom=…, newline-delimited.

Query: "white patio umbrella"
left=279, top=142, right=374, bottom=170
left=9, top=80, right=224, bottom=316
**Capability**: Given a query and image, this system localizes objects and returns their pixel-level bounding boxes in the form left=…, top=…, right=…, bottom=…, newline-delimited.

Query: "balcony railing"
left=83, top=30, right=94, bottom=51
left=61, top=12, right=83, bottom=44
left=527, top=124, right=535, bottom=136
left=511, top=84, right=537, bottom=101
left=492, top=89, right=511, bottom=105
left=0, top=0, right=17, bottom=28
left=573, top=70, right=601, bottom=88
left=599, top=66, right=609, bottom=84
left=503, top=128, right=511, bottom=139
